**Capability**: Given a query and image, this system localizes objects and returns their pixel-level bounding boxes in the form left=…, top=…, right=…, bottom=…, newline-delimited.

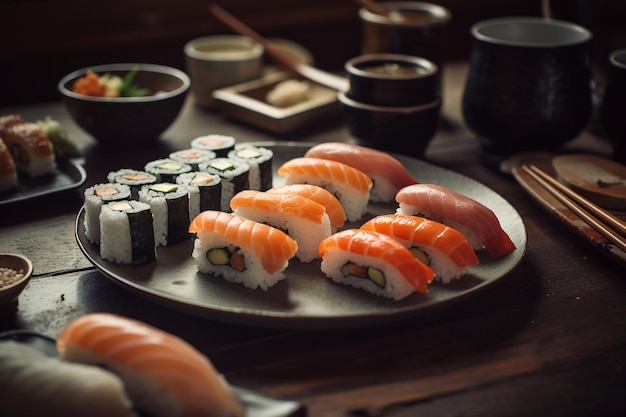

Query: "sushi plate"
left=75, top=142, right=527, bottom=329
left=0, top=329, right=306, bottom=417
left=0, top=158, right=86, bottom=206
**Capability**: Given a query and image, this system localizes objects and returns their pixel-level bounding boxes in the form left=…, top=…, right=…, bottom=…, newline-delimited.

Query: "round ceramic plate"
left=75, top=142, right=527, bottom=329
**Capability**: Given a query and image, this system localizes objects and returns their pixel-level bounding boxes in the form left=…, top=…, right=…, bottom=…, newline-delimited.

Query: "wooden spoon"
left=208, top=4, right=348, bottom=92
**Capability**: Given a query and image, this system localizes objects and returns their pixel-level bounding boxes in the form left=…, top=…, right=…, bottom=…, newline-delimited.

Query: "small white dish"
left=0, top=253, right=33, bottom=316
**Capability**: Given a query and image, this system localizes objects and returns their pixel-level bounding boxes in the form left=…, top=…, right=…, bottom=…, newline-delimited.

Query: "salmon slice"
left=189, top=210, right=298, bottom=274
left=319, top=229, right=435, bottom=294
left=268, top=184, right=347, bottom=229
left=361, top=214, right=479, bottom=267
left=305, top=142, right=418, bottom=191
left=230, top=189, right=327, bottom=224
left=277, top=157, right=373, bottom=196
left=396, top=184, right=516, bottom=257
left=57, top=313, right=245, bottom=417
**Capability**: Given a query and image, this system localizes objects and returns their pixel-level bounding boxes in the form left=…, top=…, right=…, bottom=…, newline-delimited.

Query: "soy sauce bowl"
left=345, top=54, right=439, bottom=107
left=0, top=253, right=33, bottom=316
left=338, top=91, right=441, bottom=158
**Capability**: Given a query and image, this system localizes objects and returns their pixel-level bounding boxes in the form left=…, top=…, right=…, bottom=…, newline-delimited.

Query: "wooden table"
left=1, top=62, right=624, bottom=417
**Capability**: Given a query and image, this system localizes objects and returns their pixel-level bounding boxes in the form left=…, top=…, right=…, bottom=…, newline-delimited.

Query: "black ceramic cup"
left=345, top=54, right=439, bottom=107
left=600, top=48, right=626, bottom=164
left=462, top=17, right=593, bottom=167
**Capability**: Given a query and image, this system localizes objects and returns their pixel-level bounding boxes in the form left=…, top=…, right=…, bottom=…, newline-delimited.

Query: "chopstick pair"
left=522, top=164, right=626, bottom=252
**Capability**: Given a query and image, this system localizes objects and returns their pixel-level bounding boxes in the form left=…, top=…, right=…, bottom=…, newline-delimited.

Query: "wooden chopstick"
left=208, top=4, right=349, bottom=92
left=522, top=164, right=626, bottom=252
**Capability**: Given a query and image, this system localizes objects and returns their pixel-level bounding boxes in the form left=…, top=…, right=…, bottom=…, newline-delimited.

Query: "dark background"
left=1, top=0, right=624, bottom=107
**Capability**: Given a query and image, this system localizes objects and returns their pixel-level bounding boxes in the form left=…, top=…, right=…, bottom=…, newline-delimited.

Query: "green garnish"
left=120, top=67, right=150, bottom=97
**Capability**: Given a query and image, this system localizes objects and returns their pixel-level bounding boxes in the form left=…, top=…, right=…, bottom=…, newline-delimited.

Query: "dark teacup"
left=600, top=48, right=626, bottom=164
left=462, top=17, right=593, bottom=166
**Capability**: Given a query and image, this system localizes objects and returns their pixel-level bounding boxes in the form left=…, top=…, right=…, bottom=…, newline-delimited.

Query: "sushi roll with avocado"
left=107, top=169, right=157, bottom=199
left=84, top=183, right=132, bottom=245
left=169, top=148, right=216, bottom=171
left=176, top=171, right=222, bottom=220
left=99, top=200, right=156, bottom=266
left=199, top=158, right=249, bottom=212
left=139, top=183, right=191, bottom=246
left=228, top=144, right=273, bottom=191
left=144, top=158, right=192, bottom=183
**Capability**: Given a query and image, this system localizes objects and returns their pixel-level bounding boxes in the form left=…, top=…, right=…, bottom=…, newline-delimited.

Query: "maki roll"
left=99, top=200, right=156, bottom=266
left=139, top=183, right=191, bottom=246
left=176, top=171, right=222, bottom=220
left=169, top=148, right=216, bottom=170
left=0, top=138, right=17, bottom=192
left=228, top=144, right=273, bottom=191
left=319, top=229, right=435, bottom=300
left=145, top=158, right=192, bottom=183
left=191, top=134, right=236, bottom=157
left=107, top=169, right=157, bottom=199
left=189, top=210, right=298, bottom=290
left=84, top=183, right=132, bottom=245
left=3, top=122, right=56, bottom=177
left=199, top=158, right=249, bottom=212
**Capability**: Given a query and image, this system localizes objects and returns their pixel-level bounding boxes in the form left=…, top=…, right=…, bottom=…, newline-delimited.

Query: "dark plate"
left=0, top=158, right=86, bottom=205
left=0, top=329, right=306, bottom=417
left=75, top=142, right=527, bottom=329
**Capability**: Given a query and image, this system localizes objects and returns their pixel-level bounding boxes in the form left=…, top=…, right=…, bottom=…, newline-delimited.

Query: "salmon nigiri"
left=189, top=210, right=298, bottom=289
left=230, top=189, right=331, bottom=262
left=268, top=183, right=347, bottom=231
left=319, top=229, right=435, bottom=299
left=305, top=142, right=419, bottom=202
left=57, top=313, right=245, bottom=417
left=277, top=157, right=373, bottom=222
left=361, top=214, right=479, bottom=283
left=396, top=184, right=516, bottom=257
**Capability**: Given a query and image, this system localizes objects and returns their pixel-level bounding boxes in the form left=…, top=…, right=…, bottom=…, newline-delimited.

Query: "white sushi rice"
left=200, top=158, right=250, bottom=212
left=410, top=244, right=470, bottom=283
left=283, top=173, right=369, bottom=222
left=397, top=203, right=483, bottom=250
left=368, top=174, right=398, bottom=203
left=176, top=172, right=221, bottom=221
left=192, top=232, right=288, bottom=290
left=138, top=184, right=190, bottom=247
left=228, top=144, right=273, bottom=191
left=99, top=200, right=152, bottom=264
left=233, top=205, right=331, bottom=263
left=320, top=249, right=417, bottom=300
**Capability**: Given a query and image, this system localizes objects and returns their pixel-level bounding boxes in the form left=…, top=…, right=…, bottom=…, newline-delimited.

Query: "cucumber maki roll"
left=144, top=158, right=192, bottom=183
left=138, top=183, right=191, bottom=246
left=199, top=158, right=249, bottom=212
left=176, top=171, right=222, bottom=220
left=99, top=200, right=156, bottom=266
left=228, top=144, right=273, bottom=191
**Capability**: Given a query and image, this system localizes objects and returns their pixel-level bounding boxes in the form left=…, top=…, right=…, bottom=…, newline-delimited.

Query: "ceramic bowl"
left=59, top=63, right=190, bottom=147
left=345, top=54, right=439, bottom=107
left=338, top=91, right=440, bottom=158
left=0, top=253, right=33, bottom=316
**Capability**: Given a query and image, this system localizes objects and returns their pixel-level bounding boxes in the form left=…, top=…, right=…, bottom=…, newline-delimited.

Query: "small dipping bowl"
left=338, top=91, right=441, bottom=158
left=345, top=54, right=439, bottom=107
left=0, top=253, right=33, bottom=316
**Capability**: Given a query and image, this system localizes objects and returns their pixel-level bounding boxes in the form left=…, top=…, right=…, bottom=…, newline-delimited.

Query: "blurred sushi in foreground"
left=396, top=184, right=516, bottom=257
left=0, top=340, right=135, bottom=417
left=189, top=210, right=298, bottom=290
left=319, top=229, right=435, bottom=300
left=277, top=157, right=372, bottom=222
left=305, top=142, right=418, bottom=202
left=57, top=313, right=245, bottom=417
left=361, top=214, right=479, bottom=283
left=230, top=189, right=331, bottom=262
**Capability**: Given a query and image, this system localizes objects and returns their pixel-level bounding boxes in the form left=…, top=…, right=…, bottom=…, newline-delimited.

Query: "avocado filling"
left=206, top=247, right=246, bottom=272
left=342, top=262, right=386, bottom=288
left=409, top=247, right=431, bottom=266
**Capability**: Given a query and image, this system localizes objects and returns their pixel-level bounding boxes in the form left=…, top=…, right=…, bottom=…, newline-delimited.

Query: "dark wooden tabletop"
left=1, top=62, right=624, bottom=417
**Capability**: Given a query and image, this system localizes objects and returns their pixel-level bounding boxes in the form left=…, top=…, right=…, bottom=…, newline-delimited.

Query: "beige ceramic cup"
left=184, top=35, right=264, bottom=107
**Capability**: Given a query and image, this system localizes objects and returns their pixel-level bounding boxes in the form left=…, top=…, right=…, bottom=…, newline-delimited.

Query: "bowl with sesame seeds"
left=0, top=253, right=33, bottom=316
